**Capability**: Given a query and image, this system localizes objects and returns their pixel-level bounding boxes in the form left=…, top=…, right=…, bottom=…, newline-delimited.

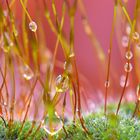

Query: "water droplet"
left=132, top=32, right=139, bottom=40
left=55, top=75, right=69, bottom=93
left=29, top=21, right=37, bottom=32
left=20, top=64, right=34, bottom=80
left=64, top=61, right=72, bottom=73
left=126, top=24, right=131, bottom=35
left=43, top=111, right=63, bottom=136
left=120, top=75, right=129, bottom=87
left=125, top=51, right=133, bottom=60
left=122, top=36, right=129, bottom=48
left=104, top=80, right=110, bottom=88
left=124, top=62, right=133, bottom=72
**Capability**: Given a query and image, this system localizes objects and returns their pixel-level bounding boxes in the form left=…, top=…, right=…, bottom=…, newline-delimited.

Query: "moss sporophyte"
left=0, top=0, right=140, bottom=140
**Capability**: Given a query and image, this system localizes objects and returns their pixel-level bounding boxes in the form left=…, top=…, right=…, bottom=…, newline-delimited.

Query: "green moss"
left=53, top=103, right=140, bottom=140
left=0, top=121, right=46, bottom=140
left=0, top=103, right=139, bottom=140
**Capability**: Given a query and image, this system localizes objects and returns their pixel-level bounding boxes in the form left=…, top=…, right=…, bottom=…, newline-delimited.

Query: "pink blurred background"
left=2, top=0, right=138, bottom=112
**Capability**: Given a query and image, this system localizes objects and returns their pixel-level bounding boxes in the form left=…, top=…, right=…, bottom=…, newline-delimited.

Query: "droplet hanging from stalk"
left=29, top=21, right=37, bottom=32
left=124, top=62, right=133, bottom=72
left=43, top=111, right=63, bottom=136
left=125, top=51, right=133, bottom=60
left=20, top=64, right=34, bottom=80
left=55, top=75, right=69, bottom=93
left=104, top=80, right=110, bottom=88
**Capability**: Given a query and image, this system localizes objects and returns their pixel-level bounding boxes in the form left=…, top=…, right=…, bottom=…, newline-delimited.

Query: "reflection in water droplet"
left=132, top=32, right=139, bottom=41
left=20, top=64, right=34, bottom=80
left=124, top=62, right=133, bottom=72
left=122, top=36, right=129, bottom=48
left=29, top=21, right=37, bottom=32
left=125, top=51, right=133, bottom=60
left=55, top=75, right=69, bottom=93
left=120, top=75, right=129, bottom=87
left=104, top=80, right=110, bottom=88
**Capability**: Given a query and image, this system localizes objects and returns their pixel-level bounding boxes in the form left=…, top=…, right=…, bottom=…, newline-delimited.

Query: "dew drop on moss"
left=124, top=62, right=133, bottom=72
left=104, top=80, right=110, bottom=88
left=125, top=51, right=133, bottom=60
left=43, top=111, right=63, bottom=136
left=55, top=75, right=69, bottom=93
left=29, top=21, right=37, bottom=32
left=20, top=64, right=34, bottom=80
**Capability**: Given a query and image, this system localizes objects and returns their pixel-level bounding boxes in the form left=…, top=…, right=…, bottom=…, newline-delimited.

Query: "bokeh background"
left=1, top=0, right=139, bottom=114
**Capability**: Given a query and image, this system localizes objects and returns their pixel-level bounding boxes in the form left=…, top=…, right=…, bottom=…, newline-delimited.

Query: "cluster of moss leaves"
left=0, top=103, right=139, bottom=140
left=53, top=103, right=140, bottom=140
left=0, top=121, right=46, bottom=140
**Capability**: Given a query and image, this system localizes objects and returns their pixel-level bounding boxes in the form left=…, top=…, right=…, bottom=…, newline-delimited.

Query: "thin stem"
left=116, top=0, right=138, bottom=115
left=116, top=72, right=129, bottom=115
left=62, top=93, right=68, bottom=137
left=72, top=81, right=77, bottom=123
left=132, top=100, right=139, bottom=118
left=104, top=1, right=117, bottom=114
left=19, top=0, right=32, bottom=22
left=0, top=115, right=7, bottom=127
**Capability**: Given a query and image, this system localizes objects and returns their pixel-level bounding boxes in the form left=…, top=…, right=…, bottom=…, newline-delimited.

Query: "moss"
left=53, top=103, right=140, bottom=140
left=0, top=103, right=139, bottom=140
left=0, top=121, right=46, bottom=140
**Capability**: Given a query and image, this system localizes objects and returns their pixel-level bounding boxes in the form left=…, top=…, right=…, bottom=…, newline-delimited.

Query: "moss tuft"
left=53, top=103, right=140, bottom=140
left=0, top=121, right=46, bottom=140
